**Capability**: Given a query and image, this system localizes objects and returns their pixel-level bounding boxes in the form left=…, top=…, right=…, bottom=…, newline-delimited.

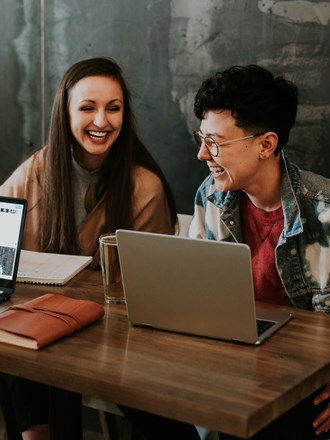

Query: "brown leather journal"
left=0, top=293, right=105, bottom=349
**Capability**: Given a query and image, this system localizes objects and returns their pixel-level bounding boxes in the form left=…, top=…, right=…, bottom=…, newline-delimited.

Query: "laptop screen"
left=0, top=196, right=27, bottom=299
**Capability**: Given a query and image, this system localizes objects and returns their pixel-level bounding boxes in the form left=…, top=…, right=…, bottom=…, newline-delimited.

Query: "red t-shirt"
left=240, top=193, right=293, bottom=307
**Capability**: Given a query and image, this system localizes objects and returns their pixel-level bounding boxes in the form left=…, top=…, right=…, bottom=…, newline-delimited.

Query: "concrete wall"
left=1, top=0, right=330, bottom=213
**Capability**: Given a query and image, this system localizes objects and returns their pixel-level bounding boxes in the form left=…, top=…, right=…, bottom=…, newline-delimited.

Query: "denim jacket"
left=188, top=153, right=330, bottom=312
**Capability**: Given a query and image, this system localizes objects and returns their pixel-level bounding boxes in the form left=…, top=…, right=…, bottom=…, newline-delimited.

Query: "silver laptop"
left=116, top=230, right=293, bottom=345
left=0, top=196, right=27, bottom=302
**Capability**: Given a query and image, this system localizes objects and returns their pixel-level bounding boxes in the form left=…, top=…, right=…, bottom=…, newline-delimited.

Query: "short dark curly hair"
left=194, top=65, right=298, bottom=154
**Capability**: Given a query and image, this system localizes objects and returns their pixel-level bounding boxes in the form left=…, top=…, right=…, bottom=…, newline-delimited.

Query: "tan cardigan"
left=0, top=147, right=174, bottom=261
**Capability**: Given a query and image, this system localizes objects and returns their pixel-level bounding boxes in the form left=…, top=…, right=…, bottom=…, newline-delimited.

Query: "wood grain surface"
left=0, top=269, right=329, bottom=438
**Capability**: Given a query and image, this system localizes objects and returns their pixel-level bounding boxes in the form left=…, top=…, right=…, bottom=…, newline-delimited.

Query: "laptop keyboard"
left=257, top=319, right=276, bottom=336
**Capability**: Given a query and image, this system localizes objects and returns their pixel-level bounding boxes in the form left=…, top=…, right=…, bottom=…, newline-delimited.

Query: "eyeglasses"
left=193, top=131, right=265, bottom=157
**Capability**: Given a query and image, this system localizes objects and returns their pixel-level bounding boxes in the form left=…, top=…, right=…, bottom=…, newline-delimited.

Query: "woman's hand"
left=313, top=382, right=330, bottom=435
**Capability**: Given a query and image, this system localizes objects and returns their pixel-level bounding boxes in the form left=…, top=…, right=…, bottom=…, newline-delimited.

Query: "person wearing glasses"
left=120, top=65, right=330, bottom=439
left=191, top=64, right=330, bottom=316
left=188, top=64, right=330, bottom=439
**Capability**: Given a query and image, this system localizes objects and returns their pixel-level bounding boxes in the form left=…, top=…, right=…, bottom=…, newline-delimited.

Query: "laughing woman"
left=0, top=57, right=176, bottom=261
left=0, top=57, right=177, bottom=440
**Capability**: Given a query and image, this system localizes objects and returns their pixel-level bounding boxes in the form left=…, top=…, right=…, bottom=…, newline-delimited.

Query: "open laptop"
left=116, top=230, right=293, bottom=345
left=0, top=196, right=27, bottom=302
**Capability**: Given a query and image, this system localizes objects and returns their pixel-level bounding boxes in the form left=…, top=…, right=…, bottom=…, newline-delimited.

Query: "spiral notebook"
left=17, top=250, right=93, bottom=285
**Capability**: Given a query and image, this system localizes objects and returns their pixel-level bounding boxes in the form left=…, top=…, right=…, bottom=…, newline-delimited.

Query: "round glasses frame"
left=193, top=131, right=265, bottom=157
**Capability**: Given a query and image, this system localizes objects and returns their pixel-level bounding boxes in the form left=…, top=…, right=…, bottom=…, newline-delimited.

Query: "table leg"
left=49, top=387, right=82, bottom=440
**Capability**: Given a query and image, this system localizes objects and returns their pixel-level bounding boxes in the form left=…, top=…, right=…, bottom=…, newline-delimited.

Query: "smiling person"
left=119, top=65, right=330, bottom=440
left=188, top=64, right=330, bottom=439
left=191, top=65, right=330, bottom=314
left=0, top=57, right=177, bottom=440
left=1, top=57, right=176, bottom=261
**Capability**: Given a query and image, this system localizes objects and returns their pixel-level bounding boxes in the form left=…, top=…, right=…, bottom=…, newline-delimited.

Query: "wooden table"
left=0, top=269, right=329, bottom=438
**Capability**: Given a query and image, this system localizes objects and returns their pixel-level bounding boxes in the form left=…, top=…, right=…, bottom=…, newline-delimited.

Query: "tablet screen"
left=0, top=196, right=27, bottom=297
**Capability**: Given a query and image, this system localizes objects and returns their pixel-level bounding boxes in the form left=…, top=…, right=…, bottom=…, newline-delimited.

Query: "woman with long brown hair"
left=1, top=56, right=176, bottom=259
left=0, top=57, right=177, bottom=440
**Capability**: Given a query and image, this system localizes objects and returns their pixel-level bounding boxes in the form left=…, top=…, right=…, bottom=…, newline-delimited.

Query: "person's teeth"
left=88, top=131, right=107, bottom=138
left=210, top=166, right=224, bottom=175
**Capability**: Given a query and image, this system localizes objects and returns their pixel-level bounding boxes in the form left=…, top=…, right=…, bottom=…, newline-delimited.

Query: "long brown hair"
left=40, top=57, right=176, bottom=254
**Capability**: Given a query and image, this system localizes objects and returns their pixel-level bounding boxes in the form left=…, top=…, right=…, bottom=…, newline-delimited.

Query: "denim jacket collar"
left=207, top=152, right=303, bottom=240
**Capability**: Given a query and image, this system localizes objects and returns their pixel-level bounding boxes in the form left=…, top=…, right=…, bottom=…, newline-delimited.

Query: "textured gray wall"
left=1, top=0, right=330, bottom=213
